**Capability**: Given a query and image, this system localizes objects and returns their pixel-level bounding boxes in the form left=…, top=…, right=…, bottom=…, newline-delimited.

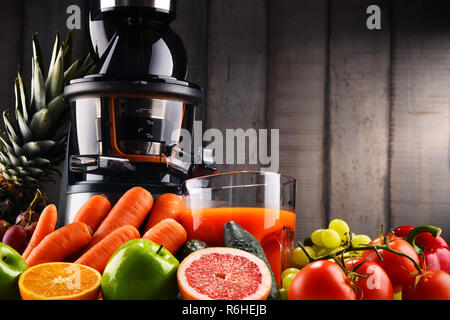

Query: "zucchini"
left=223, top=221, right=281, bottom=300
left=176, top=239, right=209, bottom=262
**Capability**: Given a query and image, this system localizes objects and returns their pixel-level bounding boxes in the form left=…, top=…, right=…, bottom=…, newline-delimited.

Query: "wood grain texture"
left=266, top=0, right=328, bottom=241
left=0, top=0, right=24, bottom=125
left=328, top=0, right=391, bottom=237
left=205, top=0, right=268, bottom=172
left=172, top=0, right=208, bottom=120
left=390, top=0, right=450, bottom=235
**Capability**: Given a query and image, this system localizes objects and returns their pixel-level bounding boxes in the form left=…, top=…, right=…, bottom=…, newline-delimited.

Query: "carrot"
left=75, top=225, right=140, bottom=273
left=142, top=218, right=187, bottom=254
left=72, top=195, right=111, bottom=233
left=143, top=193, right=184, bottom=233
left=85, top=187, right=153, bottom=251
left=22, top=204, right=58, bottom=259
left=25, top=222, right=92, bottom=267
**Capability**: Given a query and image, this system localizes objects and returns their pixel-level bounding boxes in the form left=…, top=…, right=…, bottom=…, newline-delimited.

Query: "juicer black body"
left=59, top=0, right=213, bottom=226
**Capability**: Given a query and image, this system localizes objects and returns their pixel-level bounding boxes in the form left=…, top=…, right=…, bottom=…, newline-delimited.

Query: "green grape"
left=317, top=246, right=344, bottom=257
left=313, top=245, right=324, bottom=255
left=329, top=219, right=350, bottom=241
left=321, top=229, right=341, bottom=248
left=317, top=247, right=334, bottom=257
left=311, top=229, right=326, bottom=246
left=282, top=272, right=297, bottom=290
left=351, top=234, right=372, bottom=247
left=351, top=234, right=372, bottom=254
left=292, top=246, right=315, bottom=267
left=279, top=287, right=289, bottom=300
left=281, top=267, right=300, bottom=280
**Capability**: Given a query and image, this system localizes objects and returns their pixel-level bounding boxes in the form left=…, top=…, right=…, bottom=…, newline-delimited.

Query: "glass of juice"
left=181, top=171, right=296, bottom=285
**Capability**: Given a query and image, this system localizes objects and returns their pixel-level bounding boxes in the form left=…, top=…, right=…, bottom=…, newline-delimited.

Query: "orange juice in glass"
left=181, top=171, right=296, bottom=285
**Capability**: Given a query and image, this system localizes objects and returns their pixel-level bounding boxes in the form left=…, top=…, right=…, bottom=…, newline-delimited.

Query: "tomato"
left=344, top=258, right=393, bottom=300
left=288, top=260, right=356, bottom=300
left=402, top=269, right=450, bottom=300
left=361, top=234, right=419, bottom=293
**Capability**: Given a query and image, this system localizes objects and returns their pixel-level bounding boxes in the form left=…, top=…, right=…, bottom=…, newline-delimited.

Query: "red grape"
left=2, top=225, right=28, bottom=253
left=16, top=211, right=40, bottom=227
left=26, top=222, right=38, bottom=242
left=0, top=219, right=10, bottom=242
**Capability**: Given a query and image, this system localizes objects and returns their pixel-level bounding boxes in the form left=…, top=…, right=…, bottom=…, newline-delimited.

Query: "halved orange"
left=177, top=247, right=272, bottom=300
left=18, top=262, right=101, bottom=300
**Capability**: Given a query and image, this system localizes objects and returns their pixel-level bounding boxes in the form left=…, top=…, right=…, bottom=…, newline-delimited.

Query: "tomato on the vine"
left=361, top=233, right=419, bottom=293
left=288, top=260, right=356, bottom=300
left=344, top=258, right=393, bottom=300
left=402, top=269, right=450, bottom=300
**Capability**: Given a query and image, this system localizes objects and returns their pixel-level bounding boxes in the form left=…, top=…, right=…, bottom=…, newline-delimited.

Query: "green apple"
left=0, top=242, right=28, bottom=299
left=101, top=239, right=180, bottom=300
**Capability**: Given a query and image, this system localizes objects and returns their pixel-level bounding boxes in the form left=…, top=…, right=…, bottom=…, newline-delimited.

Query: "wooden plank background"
left=0, top=0, right=449, bottom=242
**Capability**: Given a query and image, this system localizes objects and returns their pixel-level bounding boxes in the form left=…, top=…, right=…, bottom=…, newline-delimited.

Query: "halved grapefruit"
left=177, top=247, right=272, bottom=300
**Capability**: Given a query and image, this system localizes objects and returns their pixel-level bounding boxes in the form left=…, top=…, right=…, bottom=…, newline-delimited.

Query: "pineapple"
left=0, top=31, right=93, bottom=223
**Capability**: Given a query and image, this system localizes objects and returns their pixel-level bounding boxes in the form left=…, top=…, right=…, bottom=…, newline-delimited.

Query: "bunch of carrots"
left=21, top=187, right=187, bottom=274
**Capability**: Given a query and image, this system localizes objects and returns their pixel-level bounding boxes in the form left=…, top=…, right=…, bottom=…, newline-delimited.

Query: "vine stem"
left=297, top=241, right=422, bottom=275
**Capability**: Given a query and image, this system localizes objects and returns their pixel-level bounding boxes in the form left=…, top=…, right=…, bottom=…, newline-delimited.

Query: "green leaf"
left=32, top=33, right=45, bottom=77
left=47, top=95, right=67, bottom=123
left=0, top=150, right=12, bottom=166
left=15, top=72, right=29, bottom=122
left=6, top=152, right=20, bottom=167
left=30, top=108, right=52, bottom=140
left=48, top=32, right=60, bottom=77
left=19, top=156, right=50, bottom=168
left=23, top=175, right=39, bottom=185
left=3, top=111, right=22, bottom=144
left=27, top=167, right=44, bottom=179
left=31, top=56, right=46, bottom=111
left=9, top=137, right=25, bottom=157
left=1, top=171, right=11, bottom=181
left=45, top=47, right=64, bottom=102
left=63, top=31, right=73, bottom=70
left=16, top=109, right=33, bottom=142
left=63, top=59, right=81, bottom=85
left=23, top=140, right=56, bottom=157
left=0, top=133, right=14, bottom=155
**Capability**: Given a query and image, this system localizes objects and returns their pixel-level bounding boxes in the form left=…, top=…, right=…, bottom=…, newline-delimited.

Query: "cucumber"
left=223, top=221, right=281, bottom=300
left=176, top=239, right=209, bottom=262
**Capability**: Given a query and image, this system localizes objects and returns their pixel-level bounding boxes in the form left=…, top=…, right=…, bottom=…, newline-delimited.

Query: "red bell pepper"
left=394, top=225, right=448, bottom=248
left=396, top=225, right=450, bottom=274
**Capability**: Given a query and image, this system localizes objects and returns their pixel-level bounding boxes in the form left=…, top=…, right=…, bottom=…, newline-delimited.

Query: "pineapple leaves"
left=16, top=109, right=33, bottom=142
left=23, top=140, right=56, bottom=158
left=48, top=32, right=61, bottom=77
left=0, top=31, right=94, bottom=187
left=30, top=108, right=52, bottom=140
left=63, top=31, right=73, bottom=70
left=32, top=33, right=45, bottom=77
left=15, top=72, right=29, bottom=122
left=31, top=56, right=46, bottom=112
left=45, top=47, right=64, bottom=102
left=3, top=111, right=22, bottom=145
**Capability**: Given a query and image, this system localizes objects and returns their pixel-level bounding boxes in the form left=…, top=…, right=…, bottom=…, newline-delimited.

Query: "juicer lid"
left=64, top=74, right=203, bottom=104
left=94, top=0, right=177, bottom=15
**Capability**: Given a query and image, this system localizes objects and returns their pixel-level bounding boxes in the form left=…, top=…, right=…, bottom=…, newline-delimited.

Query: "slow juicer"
left=59, top=0, right=214, bottom=226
